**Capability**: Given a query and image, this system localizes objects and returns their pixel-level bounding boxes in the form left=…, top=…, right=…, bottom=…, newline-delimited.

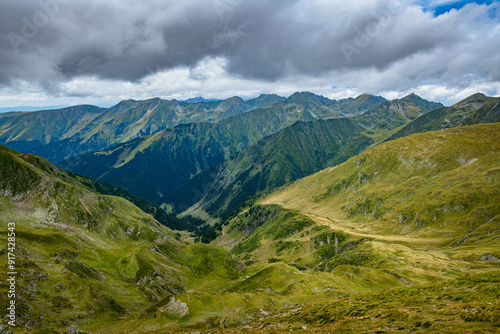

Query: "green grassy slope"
left=262, top=123, right=500, bottom=265
left=195, top=123, right=500, bottom=332
left=171, top=271, right=498, bottom=334
left=0, top=145, right=245, bottom=332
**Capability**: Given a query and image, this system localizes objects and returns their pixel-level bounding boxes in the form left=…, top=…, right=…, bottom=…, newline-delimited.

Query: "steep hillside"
left=58, top=103, right=307, bottom=205
left=353, top=93, right=444, bottom=142
left=216, top=120, right=500, bottom=268
left=62, top=94, right=439, bottom=216
left=0, top=95, right=283, bottom=162
left=387, top=93, right=500, bottom=141
left=169, top=118, right=373, bottom=221
left=65, top=172, right=193, bottom=232
left=199, top=123, right=500, bottom=332
left=0, top=105, right=104, bottom=152
left=0, top=145, right=248, bottom=332
left=263, top=123, right=500, bottom=258
left=166, top=95, right=439, bottom=222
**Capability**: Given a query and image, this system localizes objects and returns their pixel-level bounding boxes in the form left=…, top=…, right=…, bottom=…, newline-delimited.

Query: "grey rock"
left=0, top=325, right=9, bottom=334
left=68, top=325, right=79, bottom=334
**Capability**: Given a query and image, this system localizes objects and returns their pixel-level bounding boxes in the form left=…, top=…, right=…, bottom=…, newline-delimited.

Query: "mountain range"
left=0, top=91, right=499, bottom=333
left=0, top=94, right=284, bottom=162
left=0, top=92, right=388, bottom=163
left=54, top=93, right=437, bottom=211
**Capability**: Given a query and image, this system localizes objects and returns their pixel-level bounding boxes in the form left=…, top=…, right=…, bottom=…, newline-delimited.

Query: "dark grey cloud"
left=0, top=0, right=499, bottom=93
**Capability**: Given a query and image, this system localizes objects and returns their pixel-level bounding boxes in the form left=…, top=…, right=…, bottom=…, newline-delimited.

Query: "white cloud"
left=0, top=0, right=499, bottom=108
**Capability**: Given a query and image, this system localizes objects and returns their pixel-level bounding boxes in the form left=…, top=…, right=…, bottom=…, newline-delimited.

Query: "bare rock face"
left=159, top=297, right=189, bottom=318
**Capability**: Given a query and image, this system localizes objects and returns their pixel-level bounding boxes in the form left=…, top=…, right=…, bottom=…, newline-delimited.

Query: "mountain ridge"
left=0, top=94, right=290, bottom=162
left=1, top=97, right=499, bottom=333
left=161, top=95, right=445, bottom=220
left=60, top=94, right=441, bottom=211
left=387, top=93, right=500, bottom=142
left=0, top=92, right=413, bottom=163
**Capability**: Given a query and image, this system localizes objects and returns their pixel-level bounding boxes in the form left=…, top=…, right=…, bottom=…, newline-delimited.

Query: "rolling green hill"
left=262, top=123, right=500, bottom=260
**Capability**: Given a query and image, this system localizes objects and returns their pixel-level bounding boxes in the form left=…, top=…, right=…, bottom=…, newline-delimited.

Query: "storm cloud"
left=0, top=0, right=499, bottom=105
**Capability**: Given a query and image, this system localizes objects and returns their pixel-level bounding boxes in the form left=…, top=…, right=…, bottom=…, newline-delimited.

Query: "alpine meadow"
left=0, top=1, right=499, bottom=333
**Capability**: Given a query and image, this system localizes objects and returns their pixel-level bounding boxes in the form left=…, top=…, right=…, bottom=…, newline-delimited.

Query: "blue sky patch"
left=419, top=0, right=496, bottom=16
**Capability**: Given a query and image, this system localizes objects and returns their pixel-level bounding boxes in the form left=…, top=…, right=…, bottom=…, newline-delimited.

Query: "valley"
left=2, top=0, right=500, bottom=332
left=0, top=93, right=498, bottom=333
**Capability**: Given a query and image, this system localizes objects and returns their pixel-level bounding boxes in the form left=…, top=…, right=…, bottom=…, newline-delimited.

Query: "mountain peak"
left=183, top=97, right=221, bottom=103
left=401, top=92, right=423, bottom=101
left=223, top=96, right=245, bottom=103
left=455, top=92, right=487, bottom=106
left=355, top=93, right=386, bottom=102
left=246, top=94, right=286, bottom=108
left=253, top=93, right=285, bottom=100
left=289, top=91, right=321, bottom=98
left=285, top=91, right=334, bottom=105
left=399, top=93, right=444, bottom=112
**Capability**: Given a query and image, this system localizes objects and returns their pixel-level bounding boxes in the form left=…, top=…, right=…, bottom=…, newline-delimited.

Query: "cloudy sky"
left=0, top=0, right=499, bottom=108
